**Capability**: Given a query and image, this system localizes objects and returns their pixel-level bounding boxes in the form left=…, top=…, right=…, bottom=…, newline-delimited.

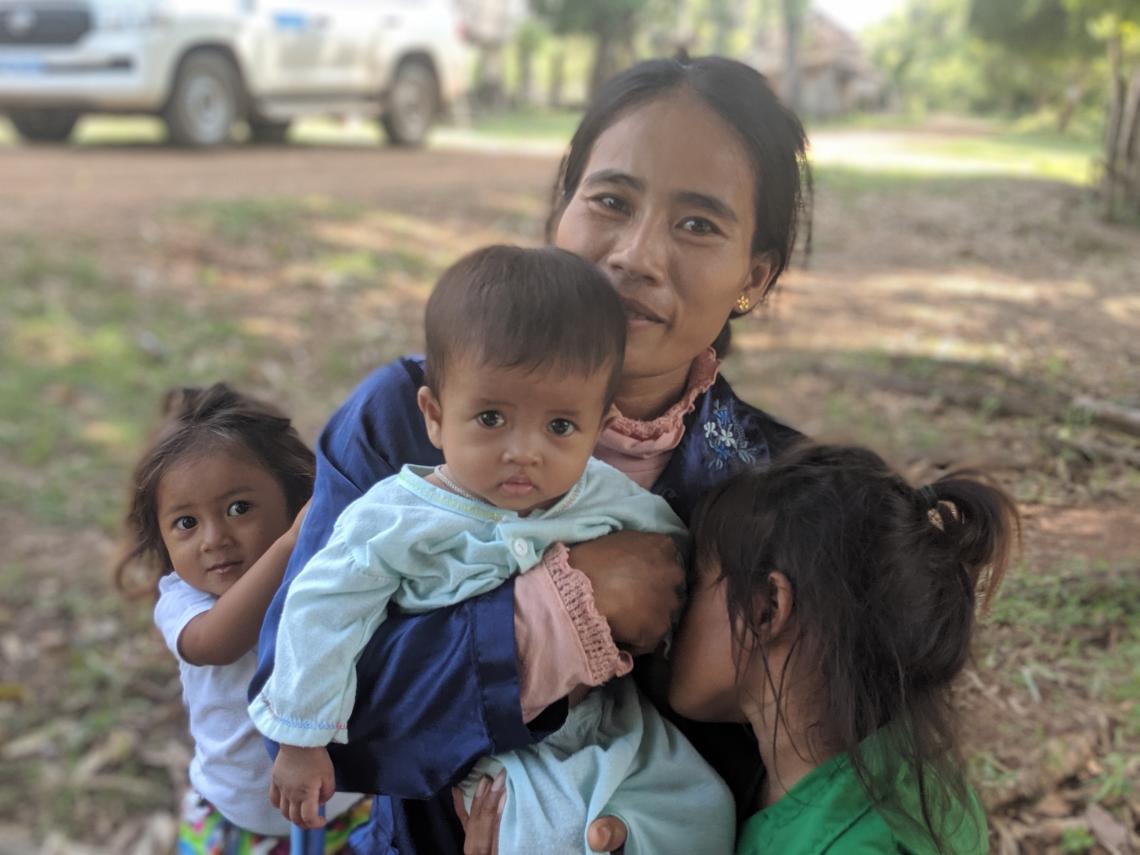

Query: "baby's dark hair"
left=424, top=245, right=626, bottom=407
left=692, top=442, right=1019, bottom=851
left=114, top=383, right=314, bottom=597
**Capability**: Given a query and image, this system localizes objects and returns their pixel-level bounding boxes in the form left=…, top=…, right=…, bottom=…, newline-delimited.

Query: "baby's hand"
left=269, top=744, right=335, bottom=829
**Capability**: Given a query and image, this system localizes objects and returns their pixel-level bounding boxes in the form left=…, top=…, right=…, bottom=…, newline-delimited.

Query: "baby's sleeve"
left=577, top=459, right=690, bottom=543
left=249, top=499, right=404, bottom=748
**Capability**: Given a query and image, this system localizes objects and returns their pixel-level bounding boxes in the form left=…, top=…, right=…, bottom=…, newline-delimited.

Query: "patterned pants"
left=178, top=790, right=372, bottom=855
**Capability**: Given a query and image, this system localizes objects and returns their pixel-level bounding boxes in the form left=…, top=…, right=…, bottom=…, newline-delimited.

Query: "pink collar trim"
left=599, top=349, right=720, bottom=452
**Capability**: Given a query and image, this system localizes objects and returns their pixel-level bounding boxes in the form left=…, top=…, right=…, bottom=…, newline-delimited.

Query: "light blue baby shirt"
left=250, top=457, right=687, bottom=747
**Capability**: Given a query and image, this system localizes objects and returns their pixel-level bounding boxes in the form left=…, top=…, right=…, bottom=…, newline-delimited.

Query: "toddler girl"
left=116, top=384, right=368, bottom=854
left=251, top=245, right=736, bottom=854
left=669, top=442, right=1019, bottom=853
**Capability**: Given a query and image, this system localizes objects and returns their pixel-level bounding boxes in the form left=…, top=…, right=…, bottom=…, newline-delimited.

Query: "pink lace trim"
left=543, top=544, right=634, bottom=686
left=600, top=348, right=720, bottom=447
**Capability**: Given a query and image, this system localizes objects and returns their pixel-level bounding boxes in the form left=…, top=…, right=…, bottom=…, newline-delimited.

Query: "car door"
left=239, top=0, right=345, bottom=97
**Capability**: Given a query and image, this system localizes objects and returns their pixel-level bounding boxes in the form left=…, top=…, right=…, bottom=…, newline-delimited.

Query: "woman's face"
left=553, top=92, right=772, bottom=385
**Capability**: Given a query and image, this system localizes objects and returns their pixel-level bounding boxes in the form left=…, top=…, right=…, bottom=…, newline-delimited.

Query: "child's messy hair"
left=423, top=245, right=627, bottom=407
left=114, top=383, right=314, bottom=597
left=692, top=442, right=1019, bottom=851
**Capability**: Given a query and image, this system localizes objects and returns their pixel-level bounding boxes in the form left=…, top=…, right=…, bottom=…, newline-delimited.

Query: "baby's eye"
left=680, top=216, right=718, bottom=236
left=227, top=500, right=252, bottom=517
left=477, top=411, right=505, bottom=428
left=548, top=418, right=577, bottom=437
left=173, top=515, right=197, bottom=532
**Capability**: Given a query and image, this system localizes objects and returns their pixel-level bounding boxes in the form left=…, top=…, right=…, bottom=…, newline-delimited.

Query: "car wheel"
left=164, top=51, right=241, bottom=148
left=381, top=59, right=438, bottom=147
left=7, top=108, right=80, bottom=144
left=248, top=118, right=291, bottom=145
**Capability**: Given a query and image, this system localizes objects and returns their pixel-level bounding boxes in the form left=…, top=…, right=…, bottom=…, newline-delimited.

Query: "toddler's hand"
left=269, top=744, right=335, bottom=829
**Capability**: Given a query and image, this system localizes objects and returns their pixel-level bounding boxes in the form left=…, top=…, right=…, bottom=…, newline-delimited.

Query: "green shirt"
left=736, top=733, right=988, bottom=855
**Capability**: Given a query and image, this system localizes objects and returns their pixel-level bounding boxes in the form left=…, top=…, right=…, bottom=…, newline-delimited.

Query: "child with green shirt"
left=668, top=442, right=1019, bottom=854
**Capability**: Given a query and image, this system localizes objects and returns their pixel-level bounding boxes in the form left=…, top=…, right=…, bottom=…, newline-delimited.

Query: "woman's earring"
left=735, top=294, right=751, bottom=313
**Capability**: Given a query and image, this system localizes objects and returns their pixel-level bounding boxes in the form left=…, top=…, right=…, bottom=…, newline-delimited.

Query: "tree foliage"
left=866, top=0, right=1140, bottom=120
left=530, top=0, right=653, bottom=95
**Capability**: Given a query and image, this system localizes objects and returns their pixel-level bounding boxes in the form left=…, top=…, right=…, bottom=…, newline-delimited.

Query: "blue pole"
left=290, top=810, right=326, bottom=855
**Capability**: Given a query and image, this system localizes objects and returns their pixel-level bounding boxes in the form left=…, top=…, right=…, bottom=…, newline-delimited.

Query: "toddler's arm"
left=178, top=504, right=307, bottom=666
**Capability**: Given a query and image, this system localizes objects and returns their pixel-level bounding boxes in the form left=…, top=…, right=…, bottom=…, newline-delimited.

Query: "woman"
left=252, top=55, right=809, bottom=854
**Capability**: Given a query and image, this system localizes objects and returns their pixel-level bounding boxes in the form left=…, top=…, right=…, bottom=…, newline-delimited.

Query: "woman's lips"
left=620, top=297, right=664, bottom=326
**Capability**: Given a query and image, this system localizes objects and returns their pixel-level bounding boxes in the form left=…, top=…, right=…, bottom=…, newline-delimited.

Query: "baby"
left=251, top=245, right=735, bottom=854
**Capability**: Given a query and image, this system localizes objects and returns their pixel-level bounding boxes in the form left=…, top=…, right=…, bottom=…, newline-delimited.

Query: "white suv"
left=0, top=0, right=470, bottom=147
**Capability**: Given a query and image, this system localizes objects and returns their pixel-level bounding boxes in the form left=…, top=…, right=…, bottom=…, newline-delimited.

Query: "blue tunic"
left=251, top=355, right=801, bottom=854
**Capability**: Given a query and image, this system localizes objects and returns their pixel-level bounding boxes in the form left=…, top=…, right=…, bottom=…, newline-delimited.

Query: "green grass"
left=810, top=124, right=1098, bottom=186
left=0, top=239, right=277, bottom=529
left=174, top=196, right=363, bottom=243
left=985, top=559, right=1140, bottom=740
left=466, top=109, right=581, bottom=141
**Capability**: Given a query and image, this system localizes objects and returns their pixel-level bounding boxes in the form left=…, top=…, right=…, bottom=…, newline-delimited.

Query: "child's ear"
left=601, top=403, right=620, bottom=431
left=416, top=386, right=445, bottom=451
left=762, top=571, right=795, bottom=639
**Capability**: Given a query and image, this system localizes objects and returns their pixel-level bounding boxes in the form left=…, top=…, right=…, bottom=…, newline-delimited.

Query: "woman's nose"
left=607, top=214, right=667, bottom=285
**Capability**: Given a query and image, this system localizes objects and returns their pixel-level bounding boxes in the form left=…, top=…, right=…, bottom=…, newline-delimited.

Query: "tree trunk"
left=590, top=29, right=617, bottom=100
left=516, top=41, right=535, bottom=107
left=782, top=0, right=803, bottom=112
left=548, top=50, right=565, bottom=109
left=712, top=0, right=734, bottom=55
left=1103, top=25, right=1124, bottom=219
left=1056, top=76, right=1083, bottom=134
left=473, top=45, right=506, bottom=112
left=1121, top=72, right=1140, bottom=214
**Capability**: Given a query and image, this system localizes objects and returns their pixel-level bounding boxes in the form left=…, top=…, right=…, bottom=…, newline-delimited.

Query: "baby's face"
left=419, top=360, right=613, bottom=515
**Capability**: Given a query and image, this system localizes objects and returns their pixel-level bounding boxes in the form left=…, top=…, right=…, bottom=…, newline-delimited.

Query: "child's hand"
left=269, top=744, right=335, bottom=829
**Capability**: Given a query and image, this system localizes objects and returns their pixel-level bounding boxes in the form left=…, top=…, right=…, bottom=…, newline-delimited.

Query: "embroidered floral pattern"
left=701, top=399, right=757, bottom=470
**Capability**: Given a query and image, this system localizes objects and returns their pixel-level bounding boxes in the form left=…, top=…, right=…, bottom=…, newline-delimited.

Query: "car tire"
left=380, top=59, right=438, bottom=147
left=248, top=118, right=290, bottom=145
left=7, top=108, right=80, bottom=144
left=164, top=51, right=242, bottom=148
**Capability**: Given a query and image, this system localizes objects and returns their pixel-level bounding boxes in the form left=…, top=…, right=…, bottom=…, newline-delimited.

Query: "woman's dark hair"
left=424, top=244, right=627, bottom=407
left=114, top=383, right=314, bottom=597
left=692, top=442, right=1019, bottom=850
left=546, top=55, right=811, bottom=355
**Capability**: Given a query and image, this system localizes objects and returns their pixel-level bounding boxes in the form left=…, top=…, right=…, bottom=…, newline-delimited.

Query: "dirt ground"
left=1, top=131, right=1138, bottom=854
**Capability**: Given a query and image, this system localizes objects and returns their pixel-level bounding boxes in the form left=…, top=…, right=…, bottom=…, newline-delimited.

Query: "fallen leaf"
left=1086, top=802, right=1132, bottom=855
left=0, top=682, right=27, bottom=703
left=1, top=720, right=66, bottom=760
left=1036, top=791, right=1072, bottom=818
left=75, top=730, right=138, bottom=781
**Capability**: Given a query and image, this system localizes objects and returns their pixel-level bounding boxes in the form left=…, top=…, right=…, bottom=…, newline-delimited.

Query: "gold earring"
left=735, top=294, right=751, bottom=313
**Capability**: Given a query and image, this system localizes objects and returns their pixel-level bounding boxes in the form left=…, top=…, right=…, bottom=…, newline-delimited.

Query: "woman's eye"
left=477, top=411, right=505, bottom=428
left=680, top=216, right=718, bottom=236
left=173, top=516, right=197, bottom=532
left=227, top=500, right=252, bottom=517
left=549, top=419, right=577, bottom=437
left=590, top=194, right=629, bottom=215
